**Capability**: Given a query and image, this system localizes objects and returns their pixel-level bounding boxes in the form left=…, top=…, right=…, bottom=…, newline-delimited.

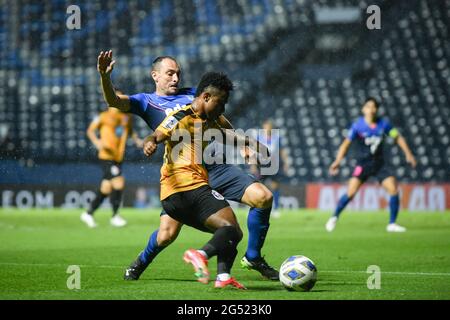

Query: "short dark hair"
left=151, top=56, right=178, bottom=71
left=364, top=97, right=379, bottom=109
left=195, top=72, right=234, bottom=97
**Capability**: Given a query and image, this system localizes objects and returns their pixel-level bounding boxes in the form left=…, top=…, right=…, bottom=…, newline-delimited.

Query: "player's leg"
left=110, top=175, right=127, bottom=227
left=239, top=181, right=279, bottom=280
left=325, top=177, right=363, bottom=232
left=208, top=164, right=278, bottom=280
left=81, top=179, right=112, bottom=228
left=124, top=213, right=183, bottom=280
left=192, top=206, right=242, bottom=287
left=164, top=186, right=245, bottom=288
left=381, top=176, right=406, bottom=232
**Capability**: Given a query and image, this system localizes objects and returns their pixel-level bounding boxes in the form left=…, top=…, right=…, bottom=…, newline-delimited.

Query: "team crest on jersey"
left=211, top=190, right=225, bottom=200
left=111, top=165, right=120, bottom=176
left=162, top=116, right=178, bottom=130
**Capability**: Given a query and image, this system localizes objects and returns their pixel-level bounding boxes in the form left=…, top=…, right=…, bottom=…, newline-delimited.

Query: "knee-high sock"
left=87, top=190, right=107, bottom=215
left=273, top=190, right=280, bottom=210
left=389, top=195, right=400, bottom=224
left=201, top=226, right=242, bottom=259
left=334, top=194, right=352, bottom=218
left=139, top=229, right=167, bottom=265
left=217, top=245, right=238, bottom=275
left=110, top=189, right=123, bottom=216
left=245, top=207, right=271, bottom=261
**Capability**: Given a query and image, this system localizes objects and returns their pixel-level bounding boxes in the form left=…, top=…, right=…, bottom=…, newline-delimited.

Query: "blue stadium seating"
left=0, top=0, right=448, bottom=183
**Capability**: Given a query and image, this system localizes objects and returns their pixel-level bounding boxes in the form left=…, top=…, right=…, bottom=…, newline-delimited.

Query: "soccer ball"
left=279, top=255, right=317, bottom=291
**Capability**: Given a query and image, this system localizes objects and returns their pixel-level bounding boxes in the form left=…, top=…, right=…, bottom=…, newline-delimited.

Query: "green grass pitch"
left=1, top=208, right=449, bottom=300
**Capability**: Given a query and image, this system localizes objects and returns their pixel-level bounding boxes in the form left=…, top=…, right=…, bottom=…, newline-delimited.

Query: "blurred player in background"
left=142, top=72, right=246, bottom=289
left=96, top=51, right=279, bottom=280
left=81, top=89, right=143, bottom=228
left=326, top=97, right=417, bottom=232
left=250, top=119, right=290, bottom=218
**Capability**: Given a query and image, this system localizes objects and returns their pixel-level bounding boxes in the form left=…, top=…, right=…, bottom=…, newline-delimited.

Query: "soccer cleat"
left=110, top=215, right=127, bottom=227
left=183, top=249, right=210, bottom=284
left=325, top=216, right=338, bottom=232
left=124, top=254, right=149, bottom=280
left=215, top=277, right=247, bottom=290
left=81, top=212, right=97, bottom=228
left=241, top=256, right=279, bottom=280
left=386, top=223, right=406, bottom=232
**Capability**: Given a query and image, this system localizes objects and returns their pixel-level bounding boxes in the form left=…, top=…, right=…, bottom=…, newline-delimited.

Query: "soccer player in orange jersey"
left=81, top=90, right=143, bottom=228
left=140, top=72, right=247, bottom=289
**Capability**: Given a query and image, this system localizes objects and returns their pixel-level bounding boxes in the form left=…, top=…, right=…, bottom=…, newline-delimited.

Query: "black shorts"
left=101, top=160, right=123, bottom=180
left=351, top=161, right=393, bottom=183
left=160, top=164, right=257, bottom=217
left=161, top=185, right=230, bottom=233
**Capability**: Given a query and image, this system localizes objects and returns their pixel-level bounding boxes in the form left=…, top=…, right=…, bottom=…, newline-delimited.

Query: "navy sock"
left=273, top=190, right=280, bottom=209
left=87, top=190, right=107, bottom=215
left=334, top=194, right=351, bottom=218
left=389, top=195, right=400, bottom=224
left=245, top=207, right=271, bottom=261
left=110, top=189, right=123, bottom=217
left=139, top=229, right=167, bottom=265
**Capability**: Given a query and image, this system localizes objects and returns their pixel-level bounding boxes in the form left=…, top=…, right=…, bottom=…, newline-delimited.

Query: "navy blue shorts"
left=208, top=164, right=258, bottom=201
left=160, top=164, right=257, bottom=216
left=351, top=161, right=393, bottom=183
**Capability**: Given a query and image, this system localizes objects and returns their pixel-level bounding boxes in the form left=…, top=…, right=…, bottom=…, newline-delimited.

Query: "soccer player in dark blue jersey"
left=97, top=50, right=279, bottom=280
left=326, top=97, right=417, bottom=232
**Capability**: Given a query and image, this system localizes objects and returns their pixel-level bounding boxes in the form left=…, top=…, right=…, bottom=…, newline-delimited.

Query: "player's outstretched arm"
left=395, top=135, right=417, bottom=168
left=329, top=138, right=352, bottom=176
left=220, top=127, right=270, bottom=157
left=97, top=50, right=131, bottom=112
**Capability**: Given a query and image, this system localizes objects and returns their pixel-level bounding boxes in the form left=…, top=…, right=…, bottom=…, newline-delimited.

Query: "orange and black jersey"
left=156, top=104, right=222, bottom=200
left=95, top=108, right=132, bottom=163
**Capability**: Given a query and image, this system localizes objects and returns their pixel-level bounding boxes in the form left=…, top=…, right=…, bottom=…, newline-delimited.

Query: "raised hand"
left=97, top=50, right=116, bottom=76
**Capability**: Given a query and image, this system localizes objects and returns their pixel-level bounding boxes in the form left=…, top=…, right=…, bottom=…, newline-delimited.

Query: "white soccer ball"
left=279, top=255, right=317, bottom=291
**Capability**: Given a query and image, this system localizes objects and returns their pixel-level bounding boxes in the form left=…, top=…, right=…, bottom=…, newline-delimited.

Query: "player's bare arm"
left=329, top=138, right=352, bottom=176
left=132, top=132, right=144, bottom=148
left=395, top=135, right=417, bottom=168
left=97, top=50, right=131, bottom=112
left=143, top=130, right=168, bottom=158
left=86, top=119, right=103, bottom=151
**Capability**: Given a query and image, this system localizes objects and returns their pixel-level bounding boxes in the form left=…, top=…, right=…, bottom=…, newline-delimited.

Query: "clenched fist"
left=143, top=139, right=157, bottom=158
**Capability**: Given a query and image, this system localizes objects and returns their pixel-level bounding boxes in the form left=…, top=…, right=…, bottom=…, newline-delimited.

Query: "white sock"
left=217, top=273, right=231, bottom=281
left=197, top=250, right=208, bottom=259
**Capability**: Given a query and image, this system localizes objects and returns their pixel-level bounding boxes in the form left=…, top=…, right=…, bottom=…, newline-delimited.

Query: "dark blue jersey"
left=347, top=117, right=399, bottom=162
left=128, top=88, right=196, bottom=131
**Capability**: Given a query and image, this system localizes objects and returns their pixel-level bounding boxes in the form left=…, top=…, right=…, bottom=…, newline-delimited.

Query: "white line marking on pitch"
left=320, top=270, right=450, bottom=276
left=1, top=262, right=450, bottom=277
